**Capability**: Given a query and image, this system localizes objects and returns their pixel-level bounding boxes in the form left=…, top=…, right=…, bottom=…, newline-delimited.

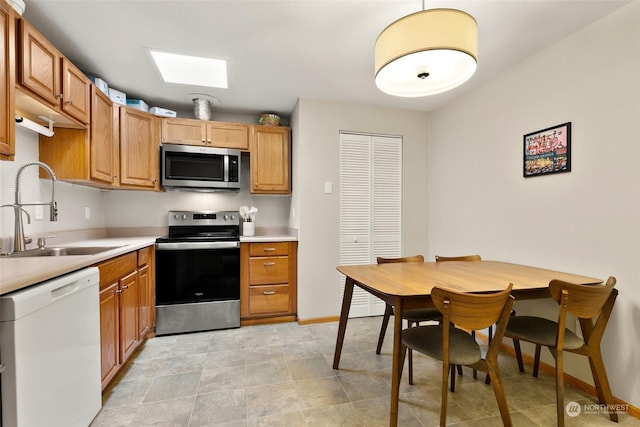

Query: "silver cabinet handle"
left=263, top=248, right=276, bottom=252
left=263, top=262, right=276, bottom=266
left=263, top=291, right=276, bottom=295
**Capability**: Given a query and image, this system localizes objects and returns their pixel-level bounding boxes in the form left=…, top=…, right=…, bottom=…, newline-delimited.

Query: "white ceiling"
left=22, top=0, right=631, bottom=118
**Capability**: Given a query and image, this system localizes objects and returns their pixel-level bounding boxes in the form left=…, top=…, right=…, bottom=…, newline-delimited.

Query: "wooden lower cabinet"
left=119, top=270, right=139, bottom=363
left=137, top=246, right=154, bottom=339
left=240, top=241, right=297, bottom=324
left=99, top=282, right=119, bottom=387
left=97, top=246, right=155, bottom=390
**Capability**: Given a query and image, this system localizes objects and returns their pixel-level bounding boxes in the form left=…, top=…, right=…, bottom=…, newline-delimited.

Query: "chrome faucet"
left=1, top=161, right=58, bottom=252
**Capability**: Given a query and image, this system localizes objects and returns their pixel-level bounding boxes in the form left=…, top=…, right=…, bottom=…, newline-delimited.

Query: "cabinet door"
left=137, top=263, right=151, bottom=339
left=120, top=107, right=159, bottom=189
left=161, top=118, right=206, bottom=145
left=207, top=122, right=249, bottom=150
left=18, top=19, right=60, bottom=106
left=90, top=86, right=118, bottom=184
left=61, top=59, right=90, bottom=123
left=250, top=125, right=291, bottom=194
left=99, top=282, right=119, bottom=389
left=0, top=1, right=15, bottom=160
left=119, top=271, right=139, bottom=362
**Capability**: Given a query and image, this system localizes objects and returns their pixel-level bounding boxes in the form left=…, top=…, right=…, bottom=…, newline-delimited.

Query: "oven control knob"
left=223, top=214, right=229, bottom=220
left=173, top=214, right=180, bottom=220
left=182, top=214, right=188, bottom=220
left=230, top=215, right=236, bottom=220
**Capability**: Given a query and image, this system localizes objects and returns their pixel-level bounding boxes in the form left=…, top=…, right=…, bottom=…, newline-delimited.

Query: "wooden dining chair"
left=435, top=254, right=486, bottom=387
left=400, top=284, right=515, bottom=427
left=505, top=277, right=618, bottom=427
left=375, top=255, right=443, bottom=385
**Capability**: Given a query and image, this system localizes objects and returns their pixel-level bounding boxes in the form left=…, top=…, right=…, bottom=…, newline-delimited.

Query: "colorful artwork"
left=523, top=122, right=571, bottom=177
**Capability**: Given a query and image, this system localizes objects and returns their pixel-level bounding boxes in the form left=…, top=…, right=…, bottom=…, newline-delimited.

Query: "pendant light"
left=374, top=4, right=478, bottom=97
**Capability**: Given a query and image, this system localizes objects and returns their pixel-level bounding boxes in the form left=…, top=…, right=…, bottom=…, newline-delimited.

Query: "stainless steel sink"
left=1, top=246, right=123, bottom=258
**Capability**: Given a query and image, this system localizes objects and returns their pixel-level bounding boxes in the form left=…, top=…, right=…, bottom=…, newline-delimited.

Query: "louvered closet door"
left=339, top=132, right=402, bottom=317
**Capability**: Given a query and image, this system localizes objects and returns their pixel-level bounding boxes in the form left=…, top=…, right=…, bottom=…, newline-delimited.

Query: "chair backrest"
left=377, top=255, right=424, bottom=264
left=431, top=284, right=513, bottom=331
left=435, top=254, right=481, bottom=262
left=549, top=277, right=616, bottom=319
left=549, top=277, right=617, bottom=350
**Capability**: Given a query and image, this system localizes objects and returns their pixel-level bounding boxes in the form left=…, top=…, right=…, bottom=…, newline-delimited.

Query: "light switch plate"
left=324, top=181, right=333, bottom=194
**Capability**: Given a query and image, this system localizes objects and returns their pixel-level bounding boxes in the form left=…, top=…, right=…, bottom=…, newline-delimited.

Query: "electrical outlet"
left=84, top=206, right=91, bottom=220
left=35, top=205, right=44, bottom=220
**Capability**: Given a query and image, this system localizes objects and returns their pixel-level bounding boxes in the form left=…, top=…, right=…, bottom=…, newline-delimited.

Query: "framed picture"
left=523, top=122, right=571, bottom=177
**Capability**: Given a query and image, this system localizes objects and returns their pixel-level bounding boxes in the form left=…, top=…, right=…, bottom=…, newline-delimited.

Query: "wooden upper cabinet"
left=207, top=121, right=249, bottom=150
left=17, top=18, right=89, bottom=124
left=18, top=18, right=59, bottom=105
left=250, top=125, right=291, bottom=194
left=61, top=59, right=90, bottom=123
left=0, top=1, right=15, bottom=160
left=119, top=106, right=160, bottom=190
left=161, top=117, right=249, bottom=150
left=90, top=85, right=117, bottom=184
left=161, top=117, right=205, bottom=145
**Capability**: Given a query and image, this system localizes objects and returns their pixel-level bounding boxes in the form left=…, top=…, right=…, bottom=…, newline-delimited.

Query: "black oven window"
left=156, top=248, right=240, bottom=305
left=166, top=152, right=225, bottom=181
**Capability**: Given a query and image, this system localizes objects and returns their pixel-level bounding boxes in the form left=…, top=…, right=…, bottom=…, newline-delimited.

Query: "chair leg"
left=533, top=344, right=542, bottom=378
left=485, top=325, right=493, bottom=384
left=471, top=330, right=478, bottom=380
left=376, top=304, right=393, bottom=354
left=513, top=339, right=525, bottom=373
left=555, top=351, right=565, bottom=427
left=450, top=364, right=456, bottom=392
left=587, top=349, right=619, bottom=422
left=408, top=349, right=414, bottom=385
left=487, top=362, right=513, bottom=427
left=441, top=360, right=450, bottom=427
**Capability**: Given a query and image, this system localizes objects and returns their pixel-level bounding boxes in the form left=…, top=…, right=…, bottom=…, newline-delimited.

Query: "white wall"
left=0, top=128, right=105, bottom=250
left=291, top=99, right=429, bottom=320
left=102, top=158, right=291, bottom=229
left=427, top=2, right=640, bottom=407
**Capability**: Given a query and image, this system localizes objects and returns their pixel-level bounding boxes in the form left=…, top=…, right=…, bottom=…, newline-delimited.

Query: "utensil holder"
left=243, top=221, right=255, bottom=237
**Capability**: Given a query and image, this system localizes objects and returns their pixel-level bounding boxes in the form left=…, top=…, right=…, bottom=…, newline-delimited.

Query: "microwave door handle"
left=224, top=154, right=229, bottom=183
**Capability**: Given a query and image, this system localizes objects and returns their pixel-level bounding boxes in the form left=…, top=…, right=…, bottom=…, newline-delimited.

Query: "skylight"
left=149, top=50, right=228, bottom=89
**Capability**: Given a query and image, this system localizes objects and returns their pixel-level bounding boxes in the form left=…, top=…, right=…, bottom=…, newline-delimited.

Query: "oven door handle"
left=156, top=241, right=240, bottom=250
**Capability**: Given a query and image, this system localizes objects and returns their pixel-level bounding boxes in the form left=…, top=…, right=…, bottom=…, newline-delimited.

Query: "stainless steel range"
left=155, top=210, right=240, bottom=335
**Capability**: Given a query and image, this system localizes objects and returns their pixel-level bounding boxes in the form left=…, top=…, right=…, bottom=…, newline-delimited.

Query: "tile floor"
left=91, top=316, right=638, bottom=426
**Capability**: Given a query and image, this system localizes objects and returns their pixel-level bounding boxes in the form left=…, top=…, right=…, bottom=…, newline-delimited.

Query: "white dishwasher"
left=0, top=267, right=102, bottom=427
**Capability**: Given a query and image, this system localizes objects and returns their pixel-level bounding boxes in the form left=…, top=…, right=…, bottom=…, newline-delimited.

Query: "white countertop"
left=239, top=227, right=298, bottom=243
left=240, top=235, right=297, bottom=242
left=0, top=236, right=157, bottom=295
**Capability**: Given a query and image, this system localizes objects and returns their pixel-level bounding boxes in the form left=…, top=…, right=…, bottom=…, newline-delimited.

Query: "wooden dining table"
left=332, top=260, right=602, bottom=427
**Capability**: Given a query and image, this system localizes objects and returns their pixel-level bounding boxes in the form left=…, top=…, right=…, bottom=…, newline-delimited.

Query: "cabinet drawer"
left=96, top=252, right=137, bottom=288
left=249, top=242, right=290, bottom=257
left=249, top=285, right=290, bottom=315
left=249, top=257, right=289, bottom=285
left=137, top=246, right=151, bottom=267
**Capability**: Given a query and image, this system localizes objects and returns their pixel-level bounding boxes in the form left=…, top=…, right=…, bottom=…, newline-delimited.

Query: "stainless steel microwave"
left=161, top=144, right=241, bottom=191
